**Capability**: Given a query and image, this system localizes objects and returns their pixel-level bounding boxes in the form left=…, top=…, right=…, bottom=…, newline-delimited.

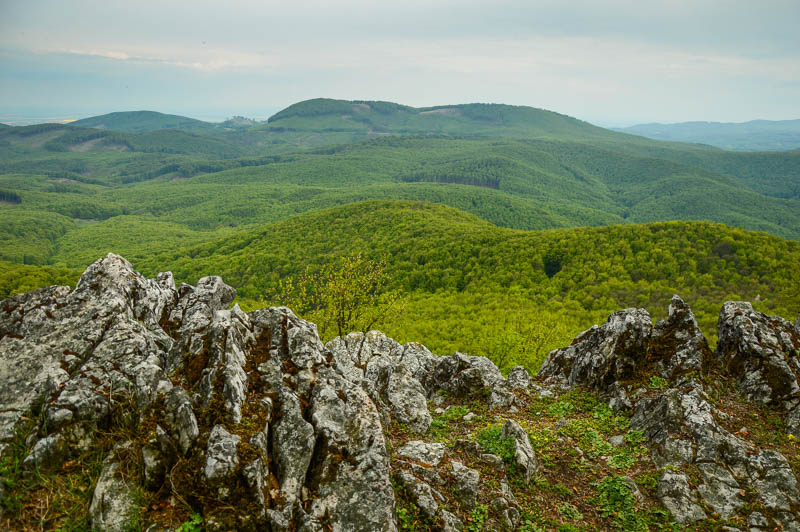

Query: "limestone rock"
left=425, top=352, right=504, bottom=398
left=506, top=366, right=531, bottom=390
left=394, top=470, right=438, bottom=517
left=89, top=443, right=137, bottom=532
left=397, top=440, right=446, bottom=467
left=538, top=308, right=653, bottom=394
left=386, top=370, right=432, bottom=434
left=502, top=419, right=538, bottom=485
left=651, top=295, right=711, bottom=380
left=657, top=470, right=707, bottom=524
left=718, top=301, right=800, bottom=406
left=164, top=386, right=199, bottom=456
left=204, top=425, right=240, bottom=487
left=451, top=461, right=480, bottom=510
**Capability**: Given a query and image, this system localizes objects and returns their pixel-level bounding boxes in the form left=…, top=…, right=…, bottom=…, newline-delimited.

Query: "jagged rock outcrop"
left=717, top=301, right=800, bottom=436
left=3, top=256, right=800, bottom=531
left=0, top=255, right=396, bottom=531
left=538, top=307, right=653, bottom=393
left=540, top=295, right=800, bottom=529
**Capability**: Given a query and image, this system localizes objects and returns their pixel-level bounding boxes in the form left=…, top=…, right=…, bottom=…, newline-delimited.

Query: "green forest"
left=1, top=99, right=799, bottom=373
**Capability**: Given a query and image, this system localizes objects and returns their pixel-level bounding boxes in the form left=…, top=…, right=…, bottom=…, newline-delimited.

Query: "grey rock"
left=501, top=478, right=519, bottom=506
left=425, top=352, right=504, bottom=398
left=606, top=381, right=633, bottom=411
left=749, top=449, right=799, bottom=511
left=539, top=307, right=653, bottom=394
left=394, top=470, right=438, bottom=517
left=439, top=509, right=463, bottom=532
left=749, top=511, right=769, bottom=527
left=775, top=512, right=800, bottom=532
left=272, top=389, right=315, bottom=508
left=717, top=301, right=800, bottom=406
left=326, top=331, right=403, bottom=383
left=462, top=412, right=477, bottom=422
left=0, top=254, right=176, bottom=455
left=481, top=453, right=505, bottom=468
left=304, top=373, right=397, bottom=531
left=454, top=438, right=483, bottom=456
left=451, top=461, right=480, bottom=510
left=657, top=470, right=707, bottom=524
left=89, top=443, right=137, bottom=532
left=490, top=496, right=520, bottom=530
left=696, top=462, right=744, bottom=519
left=651, top=295, right=711, bottom=380
left=164, top=386, right=198, bottom=456
left=505, top=366, right=531, bottom=390
left=197, top=305, right=253, bottom=424
left=502, top=419, right=538, bottom=485
left=386, top=369, right=431, bottom=434
left=141, top=441, right=166, bottom=490
left=489, top=386, right=516, bottom=409
left=204, top=425, right=240, bottom=489
left=397, top=440, right=446, bottom=467
left=409, top=462, right=445, bottom=486
left=608, top=435, right=625, bottom=447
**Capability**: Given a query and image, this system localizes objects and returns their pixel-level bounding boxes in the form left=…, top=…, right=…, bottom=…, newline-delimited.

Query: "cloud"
left=1, top=0, right=798, bottom=123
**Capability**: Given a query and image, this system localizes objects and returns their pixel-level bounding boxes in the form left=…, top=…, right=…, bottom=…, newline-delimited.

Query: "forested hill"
left=70, top=110, right=219, bottom=134
left=616, top=119, right=800, bottom=151
left=264, top=98, right=630, bottom=141
left=23, top=200, right=799, bottom=361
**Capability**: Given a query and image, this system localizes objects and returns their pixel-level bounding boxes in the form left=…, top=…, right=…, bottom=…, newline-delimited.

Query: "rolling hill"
left=4, top=201, right=798, bottom=373
left=70, top=110, right=220, bottom=134
left=615, top=119, right=800, bottom=151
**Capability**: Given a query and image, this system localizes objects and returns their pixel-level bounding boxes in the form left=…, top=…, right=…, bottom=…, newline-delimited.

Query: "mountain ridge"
left=615, top=118, right=800, bottom=151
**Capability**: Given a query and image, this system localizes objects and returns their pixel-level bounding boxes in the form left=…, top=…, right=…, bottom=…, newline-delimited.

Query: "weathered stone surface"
left=506, top=366, right=531, bottom=390
left=394, top=470, right=438, bottom=517
left=717, top=301, right=800, bottom=406
left=7, top=257, right=800, bottom=532
left=386, top=370, right=432, bottom=434
left=502, top=419, right=538, bottom=485
left=397, top=440, right=446, bottom=467
left=451, top=461, right=480, bottom=510
left=164, top=386, right=198, bottom=456
left=1, top=257, right=401, bottom=532
left=1, top=254, right=179, bottom=456
left=89, top=443, right=137, bottom=532
left=440, top=509, right=464, bottom=532
left=425, top=352, right=503, bottom=398
left=651, top=295, right=711, bottom=380
left=204, top=425, right=240, bottom=487
left=539, top=307, right=653, bottom=393
left=657, top=471, right=707, bottom=524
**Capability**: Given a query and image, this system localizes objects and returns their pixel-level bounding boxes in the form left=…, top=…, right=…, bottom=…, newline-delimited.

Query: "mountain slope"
left=70, top=110, right=219, bottom=134
left=616, top=119, right=800, bottom=151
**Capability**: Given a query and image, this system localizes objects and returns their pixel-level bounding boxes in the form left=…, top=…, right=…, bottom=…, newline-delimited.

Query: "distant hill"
left=0, top=123, right=9, bottom=129
left=261, top=98, right=638, bottom=145
left=71, top=110, right=218, bottom=134
left=615, top=119, right=800, bottom=151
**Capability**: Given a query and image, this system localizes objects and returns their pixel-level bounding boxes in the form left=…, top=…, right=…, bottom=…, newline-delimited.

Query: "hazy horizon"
left=3, top=102, right=800, bottom=130
left=2, top=0, right=799, bottom=127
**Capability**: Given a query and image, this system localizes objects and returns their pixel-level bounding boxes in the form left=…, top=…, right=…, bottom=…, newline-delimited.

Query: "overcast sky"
left=1, top=0, right=798, bottom=126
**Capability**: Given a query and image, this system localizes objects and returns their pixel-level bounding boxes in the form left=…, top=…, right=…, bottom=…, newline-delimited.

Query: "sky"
left=1, top=0, right=798, bottom=126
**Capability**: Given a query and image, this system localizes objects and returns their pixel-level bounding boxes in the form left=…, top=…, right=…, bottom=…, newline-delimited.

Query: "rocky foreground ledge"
left=1, top=254, right=800, bottom=531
